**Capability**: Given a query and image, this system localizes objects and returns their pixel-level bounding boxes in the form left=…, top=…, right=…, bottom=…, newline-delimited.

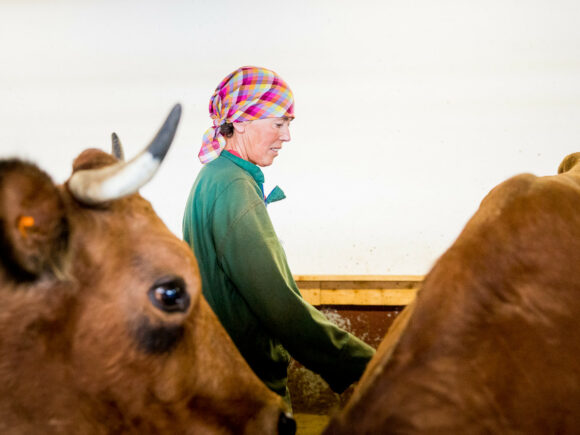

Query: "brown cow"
left=325, top=153, right=580, bottom=434
left=0, top=105, right=296, bottom=434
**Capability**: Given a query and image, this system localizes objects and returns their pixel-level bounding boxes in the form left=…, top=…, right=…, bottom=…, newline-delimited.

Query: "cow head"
left=0, top=105, right=295, bottom=434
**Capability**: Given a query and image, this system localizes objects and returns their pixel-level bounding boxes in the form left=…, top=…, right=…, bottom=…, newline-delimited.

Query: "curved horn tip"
left=171, top=103, right=182, bottom=117
left=146, top=103, right=183, bottom=161
left=111, top=132, right=125, bottom=161
left=165, top=104, right=183, bottom=132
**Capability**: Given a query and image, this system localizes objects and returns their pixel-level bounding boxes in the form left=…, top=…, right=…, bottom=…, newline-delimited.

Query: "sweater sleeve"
left=213, top=180, right=375, bottom=393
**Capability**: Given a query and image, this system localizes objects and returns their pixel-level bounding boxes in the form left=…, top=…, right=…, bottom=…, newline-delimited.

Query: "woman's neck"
left=225, top=137, right=249, bottom=161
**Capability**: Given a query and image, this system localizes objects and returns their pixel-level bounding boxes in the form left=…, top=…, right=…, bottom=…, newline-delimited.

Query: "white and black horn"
left=68, top=104, right=182, bottom=205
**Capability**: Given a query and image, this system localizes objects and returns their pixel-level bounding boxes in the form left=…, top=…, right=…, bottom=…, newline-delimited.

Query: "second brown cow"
left=326, top=153, right=580, bottom=434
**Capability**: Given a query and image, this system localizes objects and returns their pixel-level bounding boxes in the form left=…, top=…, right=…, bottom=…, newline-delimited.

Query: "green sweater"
left=183, top=151, right=374, bottom=398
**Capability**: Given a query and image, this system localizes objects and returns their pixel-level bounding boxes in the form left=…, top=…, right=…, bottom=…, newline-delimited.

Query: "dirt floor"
left=294, top=414, right=330, bottom=435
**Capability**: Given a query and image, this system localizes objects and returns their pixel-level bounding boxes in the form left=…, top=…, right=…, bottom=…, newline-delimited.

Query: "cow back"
left=325, top=153, right=580, bottom=434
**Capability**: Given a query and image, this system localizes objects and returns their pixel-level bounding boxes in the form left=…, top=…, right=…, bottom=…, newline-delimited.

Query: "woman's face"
left=243, top=117, right=292, bottom=167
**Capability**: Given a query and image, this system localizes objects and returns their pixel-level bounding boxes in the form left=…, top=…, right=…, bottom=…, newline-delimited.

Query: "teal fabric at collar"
left=221, top=150, right=264, bottom=184
left=265, top=186, right=286, bottom=205
left=221, top=150, right=286, bottom=205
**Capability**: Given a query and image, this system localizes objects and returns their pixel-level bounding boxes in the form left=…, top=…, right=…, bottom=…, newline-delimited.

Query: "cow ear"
left=558, top=152, right=580, bottom=174
left=0, top=159, right=69, bottom=281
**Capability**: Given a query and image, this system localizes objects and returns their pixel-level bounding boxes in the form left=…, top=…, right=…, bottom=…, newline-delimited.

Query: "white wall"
left=2, top=0, right=579, bottom=275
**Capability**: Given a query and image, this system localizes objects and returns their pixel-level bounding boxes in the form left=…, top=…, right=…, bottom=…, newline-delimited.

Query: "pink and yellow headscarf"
left=198, top=66, right=295, bottom=164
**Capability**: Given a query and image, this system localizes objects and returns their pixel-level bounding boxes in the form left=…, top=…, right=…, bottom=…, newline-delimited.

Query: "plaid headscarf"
left=198, top=66, right=295, bottom=164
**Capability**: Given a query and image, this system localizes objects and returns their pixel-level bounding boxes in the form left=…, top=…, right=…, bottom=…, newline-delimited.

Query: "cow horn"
left=111, top=133, right=125, bottom=161
left=68, top=104, right=182, bottom=205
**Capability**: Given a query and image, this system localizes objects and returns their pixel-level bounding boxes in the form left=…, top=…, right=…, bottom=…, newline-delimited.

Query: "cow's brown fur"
left=0, top=149, right=290, bottom=434
left=325, top=153, right=580, bottom=434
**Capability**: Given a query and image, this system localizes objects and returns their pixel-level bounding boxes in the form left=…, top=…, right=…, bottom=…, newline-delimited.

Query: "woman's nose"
left=280, top=125, right=291, bottom=142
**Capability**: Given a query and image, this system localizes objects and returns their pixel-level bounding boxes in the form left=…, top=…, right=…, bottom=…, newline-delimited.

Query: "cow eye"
left=148, top=277, right=190, bottom=313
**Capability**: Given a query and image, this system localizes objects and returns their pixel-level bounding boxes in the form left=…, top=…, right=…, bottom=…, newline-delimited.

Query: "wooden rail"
left=294, top=275, right=424, bottom=306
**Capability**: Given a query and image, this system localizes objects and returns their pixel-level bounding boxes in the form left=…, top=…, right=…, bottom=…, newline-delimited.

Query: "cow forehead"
left=62, top=189, right=199, bottom=282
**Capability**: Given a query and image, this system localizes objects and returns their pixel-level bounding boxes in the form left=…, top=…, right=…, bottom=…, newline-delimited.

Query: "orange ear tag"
left=17, top=216, right=35, bottom=238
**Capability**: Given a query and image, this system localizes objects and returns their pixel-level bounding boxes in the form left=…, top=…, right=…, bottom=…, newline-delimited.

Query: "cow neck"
left=220, top=150, right=286, bottom=205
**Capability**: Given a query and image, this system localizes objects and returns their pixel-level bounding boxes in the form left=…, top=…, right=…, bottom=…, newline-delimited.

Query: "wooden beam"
left=294, top=275, right=424, bottom=306
left=294, top=275, right=423, bottom=282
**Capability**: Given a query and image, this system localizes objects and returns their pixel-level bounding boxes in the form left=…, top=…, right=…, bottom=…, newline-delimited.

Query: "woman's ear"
left=232, top=122, right=247, bottom=134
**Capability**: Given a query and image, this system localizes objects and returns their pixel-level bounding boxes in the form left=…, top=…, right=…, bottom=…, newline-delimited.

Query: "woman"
left=183, top=66, right=375, bottom=405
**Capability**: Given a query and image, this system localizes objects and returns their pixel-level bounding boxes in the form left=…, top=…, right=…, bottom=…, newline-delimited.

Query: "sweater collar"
left=220, top=150, right=285, bottom=205
left=221, top=150, right=264, bottom=184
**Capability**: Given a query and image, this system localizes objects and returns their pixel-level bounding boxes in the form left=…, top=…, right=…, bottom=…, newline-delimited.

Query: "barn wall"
left=3, top=1, right=580, bottom=275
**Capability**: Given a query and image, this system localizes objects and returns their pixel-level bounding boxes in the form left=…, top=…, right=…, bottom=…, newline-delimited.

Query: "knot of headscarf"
left=198, top=66, right=295, bottom=164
